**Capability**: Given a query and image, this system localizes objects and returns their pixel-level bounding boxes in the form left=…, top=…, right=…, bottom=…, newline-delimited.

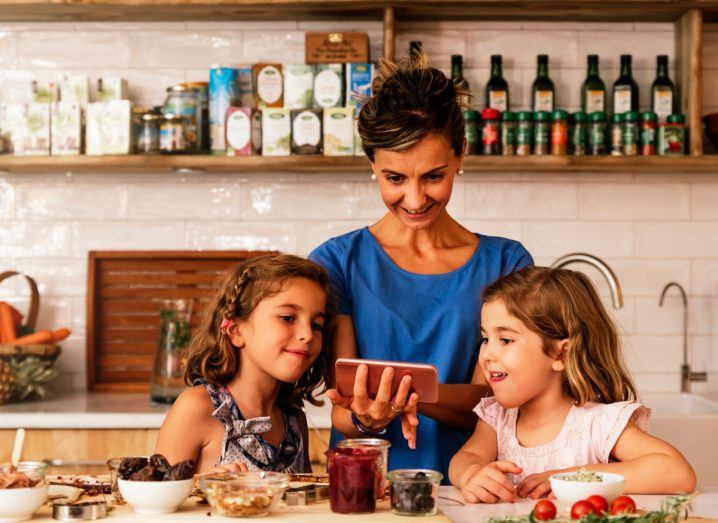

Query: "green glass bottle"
left=531, top=54, right=555, bottom=112
left=581, top=55, right=606, bottom=114
left=485, top=55, right=509, bottom=112
left=651, top=55, right=675, bottom=122
left=613, top=54, right=639, bottom=114
left=452, top=55, right=472, bottom=108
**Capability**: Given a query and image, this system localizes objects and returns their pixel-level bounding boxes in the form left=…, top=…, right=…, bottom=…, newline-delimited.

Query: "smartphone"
left=334, top=358, right=439, bottom=404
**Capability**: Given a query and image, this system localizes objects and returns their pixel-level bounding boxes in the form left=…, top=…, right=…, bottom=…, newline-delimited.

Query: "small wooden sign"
left=305, top=32, right=369, bottom=64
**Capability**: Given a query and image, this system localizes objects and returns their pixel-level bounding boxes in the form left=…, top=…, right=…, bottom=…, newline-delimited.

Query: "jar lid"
left=386, top=469, right=443, bottom=484
left=166, top=84, right=189, bottom=93
left=337, top=438, right=392, bottom=450
left=551, top=109, right=568, bottom=120
left=463, top=110, right=479, bottom=121
left=624, top=111, right=638, bottom=122
left=589, top=111, right=607, bottom=122
left=501, top=111, right=516, bottom=122
left=572, top=111, right=587, bottom=122
left=481, top=108, right=500, bottom=120
left=163, top=113, right=184, bottom=121
left=641, top=111, right=658, bottom=121
left=667, top=113, right=686, bottom=123
left=611, top=113, right=624, bottom=123
left=141, top=113, right=160, bottom=121
left=534, top=111, right=551, bottom=122
left=516, top=111, right=533, bottom=121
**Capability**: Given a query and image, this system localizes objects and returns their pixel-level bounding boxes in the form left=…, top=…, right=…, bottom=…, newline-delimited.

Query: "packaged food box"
left=261, top=108, right=291, bottom=156
left=346, top=63, right=374, bottom=110
left=51, top=102, right=82, bottom=155
left=7, top=103, right=51, bottom=156
left=86, top=100, right=131, bottom=155
left=226, top=107, right=256, bottom=156
left=253, top=64, right=284, bottom=109
left=284, top=64, right=315, bottom=110
left=96, top=77, right=128, bottom=101
left=323, top=107, right=354, bottom=156
left=313, top=64, right=344, bottom=109
left=237, top=66, right=254, bottom=108
left=60, top=75, right=90, bottom=104
left=31, top=81, right=59, bottom=103
left=291, top=109, right=322, bottom=155
left=210, top=65, right=239, bottom=155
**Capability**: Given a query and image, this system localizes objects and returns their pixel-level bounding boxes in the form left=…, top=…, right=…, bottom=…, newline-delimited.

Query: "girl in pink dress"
left=449, top=266, right=696, bottom=503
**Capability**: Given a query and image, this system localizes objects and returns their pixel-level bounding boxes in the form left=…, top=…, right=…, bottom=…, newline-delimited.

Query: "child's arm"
left=155, top=386, right=212, bottom=468
left=449, top=418, right=522, bottom=503
left=518, top=421, right=697, bottom=498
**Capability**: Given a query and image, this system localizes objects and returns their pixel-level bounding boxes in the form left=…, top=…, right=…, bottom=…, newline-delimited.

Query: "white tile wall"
left=0, top=20, right=717, bottom=396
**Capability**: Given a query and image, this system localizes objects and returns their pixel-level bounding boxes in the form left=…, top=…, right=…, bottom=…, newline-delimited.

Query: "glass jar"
left=611, top=112, right=624, bottom=156
left=589, top=111, right=607, bottom=155
left=623, top=111, right=638, bottom=156
left=181, top=81, right=209, bottom=153
left=481, top=108, right=500, bottom=155
left=500, top=111, right=516, bottom=155
left=533, top=111, right=550, bottom=155
left=326, top=448, right=380, bottom=514
left=134, top=112, right=160, bottom=154
left=516, top=111, right=532, bottom=156
left=640, top=111, right=657, bottom=155
left=550, top=109, right=568, bottom=155
left=463, top=110, right=480, bottom=155
left=160, top=114, right=186, bottom=154
left=150, top=299, right=192, bottom=403
left=659, top=113, right=686, bottom=156
left=164, top=85, right=198, bottom=152
left=337, top=438, right=391, bottom=499
left=387, top=469, right=443, bottom=517
left=571, top=111, right=587, bottom=155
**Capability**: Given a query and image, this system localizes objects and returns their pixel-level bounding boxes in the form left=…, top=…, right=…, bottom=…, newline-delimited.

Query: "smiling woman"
left=308, top=51, right=534, bottom=481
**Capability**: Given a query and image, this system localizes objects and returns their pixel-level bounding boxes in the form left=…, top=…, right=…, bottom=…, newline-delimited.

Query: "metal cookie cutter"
left=284, top=484, right=330, bottom=506
left=53, top=500, right=108, bottom=521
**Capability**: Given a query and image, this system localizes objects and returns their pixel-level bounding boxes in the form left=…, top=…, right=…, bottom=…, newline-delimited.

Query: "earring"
left=457, top=169, right=464, bottom=176
left=370, top=173, right=377, bottom=181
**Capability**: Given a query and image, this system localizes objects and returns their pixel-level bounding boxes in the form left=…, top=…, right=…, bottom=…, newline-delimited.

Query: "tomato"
left=585, top=494, right=609, bottom=515
left=533, top=499, right=557, bottom=521
left=570, top=500, right=596, bottom=520
left=610, top=495, right=637, bottom=515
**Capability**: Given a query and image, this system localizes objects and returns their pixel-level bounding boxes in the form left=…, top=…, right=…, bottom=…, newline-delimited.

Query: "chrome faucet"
left=550, top=253, right=623, bottom=309
left=659, top=282, right=707, bottom=393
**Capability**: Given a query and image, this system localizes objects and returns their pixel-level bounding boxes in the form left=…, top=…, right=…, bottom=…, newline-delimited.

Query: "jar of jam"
left=551, top=109, right=568, bottom=155
left=463, top=110, right=480, bottom=155
left=623, top=111, right=638, bottom=156
left=570, top=111, right=587, bottom=155
left=481, top=108, right=500, bottom=155
left=337, top=438, right=391, bottom=499
left=160, top=114, right=186, bottom=154
left=659, top=113, right=686, bottom=156
left=387, top=469, right=443, bottom=517
left=326, top=448, right=380, bottom=514
left=589, top=111, right=607, bottom=155
left=533, top=111, right=550, bottom=155
left=516, top=111, right=532, bottom=156
left=500, top=111, right=516, bottom=155
left=640, top=111, right=657, bottom=155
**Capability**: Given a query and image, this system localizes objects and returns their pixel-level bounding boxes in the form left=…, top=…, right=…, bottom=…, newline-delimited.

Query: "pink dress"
left=473, top=397, right=651, bottom=484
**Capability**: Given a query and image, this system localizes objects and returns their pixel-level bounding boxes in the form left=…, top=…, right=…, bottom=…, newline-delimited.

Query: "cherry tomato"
left=586, top=494, right=609, bottom=515
left=610, top=495, right=637, bottom=515
left=533, top=499, right=557, bottom=521
left=570, top=500, right=596, bottom=520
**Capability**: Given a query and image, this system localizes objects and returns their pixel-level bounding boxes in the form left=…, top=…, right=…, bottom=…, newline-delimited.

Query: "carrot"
left=6, top=304, right=22, bottom=331
left=12, top=330, right=53, bottom=345
left=52, top=328, right=71, bottom=343
left=0, top=302, right=16, bottom=343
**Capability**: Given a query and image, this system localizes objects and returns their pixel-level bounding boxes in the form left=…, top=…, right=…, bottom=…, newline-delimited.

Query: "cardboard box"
left=51, top=102, right=82, bottom=155
left=261, top=108, right=291, bottom=156
left=323, top=107, right=354, bottom=156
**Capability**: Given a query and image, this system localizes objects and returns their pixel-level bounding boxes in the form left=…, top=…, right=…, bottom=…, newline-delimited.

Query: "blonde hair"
left=482, top=266, right=637, bottom=406
left=183, top=254, right=335, bottom=410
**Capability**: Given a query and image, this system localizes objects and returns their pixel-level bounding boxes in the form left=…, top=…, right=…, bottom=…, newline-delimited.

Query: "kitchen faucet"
left=550, top=253, right=623, bottom=309
left=659, top=282, right=707, bottom=393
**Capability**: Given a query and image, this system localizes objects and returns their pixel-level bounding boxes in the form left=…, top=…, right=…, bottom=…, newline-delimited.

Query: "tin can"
left=164, top=85, right=197, bottom=152
left=658, top=113, right=686, bottom=156
left=209, top=65, right=239, bottom=155
left=160, top=114, right=186, bottom=154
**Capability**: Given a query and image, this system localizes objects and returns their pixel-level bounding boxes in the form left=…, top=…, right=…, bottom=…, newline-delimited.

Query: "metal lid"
left=462, top=110, right=479, bottom=122
left=667, top=113, right=685, bottom=124
left=53, top=501, right=107, bottom=521
left=641, top=111, right=658, bottom=121
left=481, top=108, right=500, bottom=120
left=572, top=111, right=587, bottom=122
left=501, top=111, right=516, bottom=122
left=516, top=111, right=533, bottom=121
left=166, top=84, right=189, bottom=93
left=534, top=110, right=551, bottom=122
left=624, top=111, right=639, bottom=122
left=589, top=111, right=607, bottom=122
left=611, top=113, right=624, bottom=123
left=551, top=109, right=568, bottom=120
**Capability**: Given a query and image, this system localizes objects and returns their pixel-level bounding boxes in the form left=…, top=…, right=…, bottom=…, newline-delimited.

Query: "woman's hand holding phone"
left=326, top=364, right=420, bottom=449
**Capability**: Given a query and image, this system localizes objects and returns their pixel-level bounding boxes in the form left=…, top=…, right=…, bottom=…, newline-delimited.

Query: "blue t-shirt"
left=309, top=227, right=533, bottom=480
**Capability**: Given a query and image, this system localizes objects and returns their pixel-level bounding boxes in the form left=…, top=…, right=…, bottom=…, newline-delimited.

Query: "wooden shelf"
left=2, top=154, right=717, bottom=174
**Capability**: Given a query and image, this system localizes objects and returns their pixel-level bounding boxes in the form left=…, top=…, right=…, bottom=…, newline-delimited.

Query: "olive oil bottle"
left=485, top=55, right=509, bottom=112
left=452, top=55, right=472, bottom=107
left=612, top=54, right=639, bottom=114
left=651, top=55, right=675, bottom=122
left=531, top=55, right=555, bottom=112
left=581, top=54, right=606, bottom=114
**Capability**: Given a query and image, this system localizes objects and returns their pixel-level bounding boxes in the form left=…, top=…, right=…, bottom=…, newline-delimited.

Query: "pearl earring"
left=457, top=169, right=464, bottom=176
left=370, top=173, right=377, bottom=181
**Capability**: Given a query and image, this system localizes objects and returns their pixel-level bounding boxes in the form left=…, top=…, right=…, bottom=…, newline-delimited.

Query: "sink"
left=642, top=392, right=718, bottom=416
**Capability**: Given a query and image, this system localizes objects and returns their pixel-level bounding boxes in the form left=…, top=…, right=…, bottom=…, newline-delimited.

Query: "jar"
left=337, top=438, right=391, bottom=499
left=570, top=111, right=587, bottom=156
left=134, top=112, right=160, bottom=154
left=164, top=85, right=198, bottom=152
left=658, top=113, right=686, bottom=156
left=160, top=114, right=186, bottom=154
left=181, top=81, right=209, bottom=153
left=533, top=111, right=550, bottom=155
left=326, top=448, right=380, bottom=514
left=463, top=110, right=480, bottom=155
left=550, top=109, right=568, bottom=155
left=588, top=111, right=607, bottom=155
left=500, top=111, right=516, bottom=155
left=151, top=299, right=192, bottom=403
left=623, top=111, right=638, bottom=156
left=481, top=108, right=500, bottom=155
left=516, top=111, right=533, bottom=156
left=611, top=113, right=624, bottom=156
left=640, top=111, right=657, bottom=155
left=387, top=469, right=443, bottom=517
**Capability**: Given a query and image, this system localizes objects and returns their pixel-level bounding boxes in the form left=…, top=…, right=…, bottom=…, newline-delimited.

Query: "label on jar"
left=517, top=123, right=532, bottom=145
left=534, top=90, right=553, bottom=112
left=314, top=69, right=343, bottom=108
left=589, top=124, right=605, bottom=148
left=257, top=66, right=283, bottom=106
left=641, top=126, right=656, bottom=148
left=613, top=86, right=632, bottom=114
left=489, top=90, right=507, bottom=112
left=586, top=90, right=605, bottom=113
left=653, top=90, right=673, bottom=121
left=535, top=123, right=550, bottom=145
left=659, top=125, right=686, bottom=156
left=572, top=125, right=587, bottom=154
left=611, top=124, right=623, bottom=155
left=292, top=111, right=321, bottom=146
left=226, top=109, right=251, bottom=155
left=160, top=122, right=184, bottom=152
left=483, top=123, right=499, bottom=145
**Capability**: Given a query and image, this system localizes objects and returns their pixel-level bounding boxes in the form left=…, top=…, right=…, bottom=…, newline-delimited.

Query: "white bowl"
left=549, top=472, right=625, bottom=506
left=118, top=478, right=193, bottom=514
left=0, top=484, right=49, bottom=522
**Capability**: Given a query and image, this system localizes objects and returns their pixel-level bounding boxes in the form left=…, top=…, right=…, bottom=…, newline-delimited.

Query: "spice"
left=463, top=110, right=480, bottom=155
left=623, top=111, right=638, bottom=156
left=611, top=113, right=624, bottom=156
left=588, top=111, right=607, bottom=155
left=134, top=111, right=160, bottom=154
left=387, top=470, right=443, bottom=517
left=550, top=109, right=568, bottom=155
left=516, top=111, right=532, bottom=156
left=481, top=108, right=500, bottom=155
left=160, top=114, right=186, bottom=154
left=533, top=111, right=550, bottom=155
left=640, top=111, right=657, bottom=156
left=500, top=111, right=516, bottom=155
left=658, top=113, right=686, bottom=156
left=571, top=112, right=587, bottom=156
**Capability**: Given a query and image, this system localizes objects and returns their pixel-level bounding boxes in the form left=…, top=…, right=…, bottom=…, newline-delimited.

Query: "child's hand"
left=516, top=471, right=555, bottom=499
left=460, top=461, right=522, bottom=504
left=203, top=462, right=249, bottom=475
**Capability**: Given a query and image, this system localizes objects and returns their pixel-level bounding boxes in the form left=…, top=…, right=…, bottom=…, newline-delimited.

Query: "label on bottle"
left=489, top=90, right=507, bottom=112
left=653, top=90, right=673, bottom=121
left=586, top=90, right=605, bottom=113
left=534, top=90, right=553, bottom=112
left=613, top=86, right=632, bottom=114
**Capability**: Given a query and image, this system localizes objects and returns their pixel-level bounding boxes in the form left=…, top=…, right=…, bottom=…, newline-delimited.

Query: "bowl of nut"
left=0, top=462, right=48, bottom=522
left=199, top=471, right=289, bottom=518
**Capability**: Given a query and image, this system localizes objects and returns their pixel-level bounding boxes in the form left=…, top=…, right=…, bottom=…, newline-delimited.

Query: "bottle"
left=485, top=55, right=509, bottom=112
left=581, top=55, right=606, bottom=114
left=409, top=41, right=423, bottom=60
left=531, top=55, right=555, bottom=112
left=452, top=55, right=472, bottom=108
left=613, top=54, right=639, bottom=114
left=651, top=55, right=675, bottom=122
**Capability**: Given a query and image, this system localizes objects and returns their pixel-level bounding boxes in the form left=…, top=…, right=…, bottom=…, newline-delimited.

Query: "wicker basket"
left=0, top=271, right=61, bottom=404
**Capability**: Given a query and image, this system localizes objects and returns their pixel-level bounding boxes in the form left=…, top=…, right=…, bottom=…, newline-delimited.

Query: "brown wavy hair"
left=358, top=50, right=470, bottom=162
left=184, top=254, right=335, bottom=411
left=482, top=266, right=637, bottom=406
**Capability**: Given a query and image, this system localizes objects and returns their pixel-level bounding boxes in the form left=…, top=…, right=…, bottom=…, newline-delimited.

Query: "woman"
left=309, top=52, right=533, bottom=479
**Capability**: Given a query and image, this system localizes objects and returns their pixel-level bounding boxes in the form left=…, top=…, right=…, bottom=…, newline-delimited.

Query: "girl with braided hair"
left=155, top=254, right=335, bottom=474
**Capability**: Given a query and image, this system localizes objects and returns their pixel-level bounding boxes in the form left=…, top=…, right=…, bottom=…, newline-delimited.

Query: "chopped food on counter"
left=118, top=454, right=195, bottom=481
left=0, top=467, right=41, bottom=489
